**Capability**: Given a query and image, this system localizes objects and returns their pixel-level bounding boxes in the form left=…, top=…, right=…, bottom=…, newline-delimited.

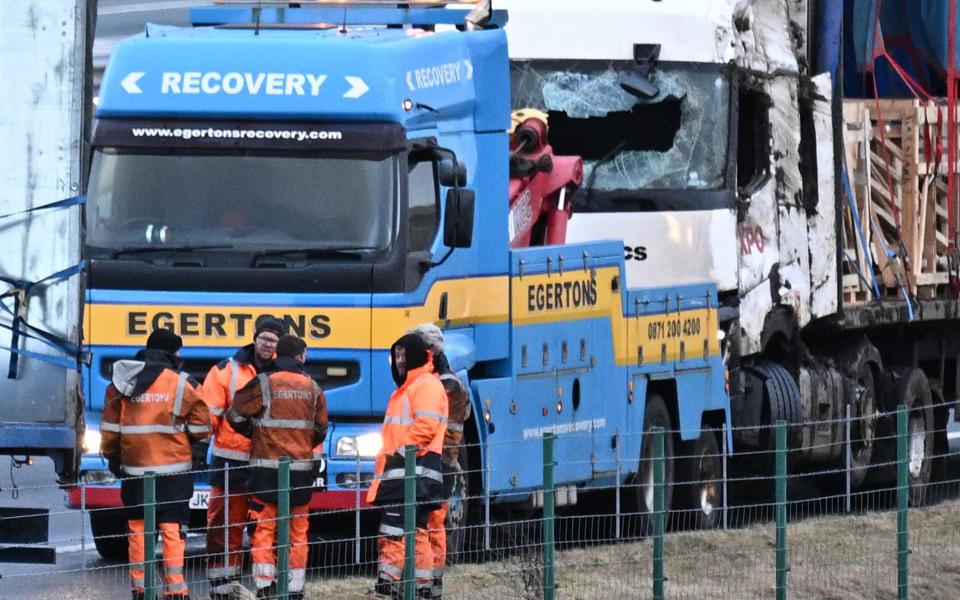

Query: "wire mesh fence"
left=1, top=401, right=959, bottom=599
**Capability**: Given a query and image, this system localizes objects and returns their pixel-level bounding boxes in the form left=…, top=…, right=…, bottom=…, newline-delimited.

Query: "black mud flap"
left=0, top=506, right=55, bottom=564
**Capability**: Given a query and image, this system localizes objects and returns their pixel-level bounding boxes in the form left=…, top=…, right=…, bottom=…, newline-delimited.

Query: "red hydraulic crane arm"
left=508, top=113, right=584, bottom=248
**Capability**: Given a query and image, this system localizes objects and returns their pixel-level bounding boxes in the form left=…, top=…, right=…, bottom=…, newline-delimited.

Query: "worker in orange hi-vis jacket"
left=368, top=333, right=448, bottom=599
left=100, top=328, right=210, bottom=600
left=411, top=323, right=470, bottom=600
left=201, top=316, right=286, bottom=597
left=226, top=335, right=328, bottom=600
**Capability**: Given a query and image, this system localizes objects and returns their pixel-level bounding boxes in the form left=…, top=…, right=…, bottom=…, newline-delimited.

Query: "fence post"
left=355, top=456, right=362, bottom=565
left=484, top=443, right=491, bottom=551
left=80, top=479, right=87, bottom=596
left=278, top=456, right=291, bottom=599
left=897, top=405, right=909, bottom=600
left=652, top=426, right=665, bottom=600
left=775, top=421, right=788, bottom=600
left=615, top=434, right=621, bottom=540
left=144, top=473, right=156, bottom=600
left=403, top=445, right=417, bottom=600
left=722, top=421, right=729, bottom=531
left=224, top=462, right=231, bottom=571
left=543, top=433, right=556, bottom=600
left=845, top=402, right=852, bottom=513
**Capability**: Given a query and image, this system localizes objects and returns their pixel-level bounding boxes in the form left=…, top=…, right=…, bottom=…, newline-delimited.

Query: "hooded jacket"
left=100, top=349, right=210, bottom=475
left=201, top=344, right=269, bottom=462
left=368, top=336, right=448, bottom=504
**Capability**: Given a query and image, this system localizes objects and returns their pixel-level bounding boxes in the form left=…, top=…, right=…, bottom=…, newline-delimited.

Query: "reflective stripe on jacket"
left=101, top=369, right=210, bottom=475
left=228, top=369, right=328, bottom=468
left=367, top=363, right=448, bottom=504
left=201, top=346, right=260, bottom=461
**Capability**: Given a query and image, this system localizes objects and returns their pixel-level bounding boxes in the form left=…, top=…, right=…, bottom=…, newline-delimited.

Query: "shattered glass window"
left=511, top=61, right=730, bottom=191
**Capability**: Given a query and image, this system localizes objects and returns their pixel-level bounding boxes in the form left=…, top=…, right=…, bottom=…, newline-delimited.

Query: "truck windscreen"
left=85, top=149, right=398, bottom=254
left=511, top=61, right=731, bottom=194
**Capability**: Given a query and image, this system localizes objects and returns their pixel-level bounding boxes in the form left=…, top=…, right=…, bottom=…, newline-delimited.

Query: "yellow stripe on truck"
left=85, top=270, right=718, bottom=364
left=85, top=302, right=369, bottom=348
left=85, top=275, right=509, bottom=348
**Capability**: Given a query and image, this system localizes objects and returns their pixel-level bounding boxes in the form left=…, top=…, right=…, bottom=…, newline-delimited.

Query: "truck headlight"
left=336, top=433, right=382, bottom=458
left=82, top=430, right=102, bottom=454
left=82, top=470, right=116, bottom=485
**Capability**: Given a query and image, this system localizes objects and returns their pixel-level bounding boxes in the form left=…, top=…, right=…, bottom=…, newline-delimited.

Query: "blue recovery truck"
left=69, top=2, right=730, bottom=559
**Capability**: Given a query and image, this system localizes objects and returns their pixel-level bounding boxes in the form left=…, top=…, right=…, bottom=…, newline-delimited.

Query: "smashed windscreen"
left=511, top=61, right=730, bottom=191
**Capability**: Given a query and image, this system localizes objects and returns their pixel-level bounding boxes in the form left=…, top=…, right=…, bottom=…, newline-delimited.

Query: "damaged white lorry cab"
left=504, top=0, right=956, bottom=510
left=504, top=0, right=836, bottom=340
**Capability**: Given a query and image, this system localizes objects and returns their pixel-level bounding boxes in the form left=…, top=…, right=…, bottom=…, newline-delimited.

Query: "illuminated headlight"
left=336, top=433, right=383, bottom=458
left=82, top=470, right=116, bottom=485
left=82, top=430, right=102, bottom=454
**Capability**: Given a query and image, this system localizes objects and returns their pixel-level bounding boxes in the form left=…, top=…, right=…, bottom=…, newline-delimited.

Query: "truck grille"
left=99, top=358, right=360, bottom=391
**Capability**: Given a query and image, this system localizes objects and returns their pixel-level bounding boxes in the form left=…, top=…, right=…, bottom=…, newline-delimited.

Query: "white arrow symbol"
left=464, top=59, right=473, bottom=79
left=121, top=72, right=144, bottom=94
left=343, top=76, right=369, bottom=99
left=406, top=72, right=416, bottom=91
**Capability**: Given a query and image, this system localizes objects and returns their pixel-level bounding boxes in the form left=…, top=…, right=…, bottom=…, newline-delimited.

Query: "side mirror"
left=438, top=159, right=467, bottom=187
left=443, top=188, right=475, bottom=248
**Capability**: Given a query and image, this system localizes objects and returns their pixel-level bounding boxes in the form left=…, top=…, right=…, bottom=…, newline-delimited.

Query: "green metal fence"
left=2, top=402, right=959, bottom=599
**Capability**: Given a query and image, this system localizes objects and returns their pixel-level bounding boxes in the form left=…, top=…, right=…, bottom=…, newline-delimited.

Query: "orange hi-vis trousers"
left=249, top=502, right=309, bottom=593
left=378, top=529, right=435, bottom=590
left=128, top=520, right=188, bottom=597
left=206, top=485, right=251, bottom=593
left=427, top=503, right=447, bottom=578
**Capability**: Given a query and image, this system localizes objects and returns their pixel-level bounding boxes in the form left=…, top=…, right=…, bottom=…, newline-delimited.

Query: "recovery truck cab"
left=70, top=1, right=731, bottom=559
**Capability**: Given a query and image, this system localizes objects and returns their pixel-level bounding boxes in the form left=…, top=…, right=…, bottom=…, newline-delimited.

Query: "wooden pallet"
left=842, top=99, right=957, bottom=304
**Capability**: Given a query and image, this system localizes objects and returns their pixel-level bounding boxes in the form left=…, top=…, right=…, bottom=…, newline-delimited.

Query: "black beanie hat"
left=390, top=333, right=430, bottom=386
left=254, top=316, right=286, bottom=341
left=146, top=328, right=183, bottom=354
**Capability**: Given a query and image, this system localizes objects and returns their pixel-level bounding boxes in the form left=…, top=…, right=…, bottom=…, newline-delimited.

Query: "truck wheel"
left=848, top=360, right=877, bottom=489
left=679, top=429, right=723, bottom=530
left=90, top=507, right=129, bottom=561
left=626, top=393, right=675, bottom=536
left=751, top=360, right=802, bottom=451
left=894, top=368, right=935, bottom=506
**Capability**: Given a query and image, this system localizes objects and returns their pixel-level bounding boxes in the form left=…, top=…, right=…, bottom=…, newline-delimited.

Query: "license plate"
left=190, top=491, right=210, bottom=509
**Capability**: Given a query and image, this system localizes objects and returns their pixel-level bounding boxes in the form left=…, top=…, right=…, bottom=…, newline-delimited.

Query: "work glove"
left=190, top=440, right=210, bottom=472
left=107, top=457, right=122, bottom=478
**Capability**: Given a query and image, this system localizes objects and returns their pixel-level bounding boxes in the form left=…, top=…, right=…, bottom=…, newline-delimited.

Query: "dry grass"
left=304, top=501, right=960, bottom=599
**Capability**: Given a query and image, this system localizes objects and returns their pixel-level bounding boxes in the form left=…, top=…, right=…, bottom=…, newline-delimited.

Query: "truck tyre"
left=678, top=428, right=723, bottom=530
left=626, top=393, right=675, bottom=536
left=848, top=358, right=877, bottom=489
left=751, top=360, right=802, bottom=451
left=90, top=507, right=128, bottom=561
left=893, top=367, right=935, bottom=506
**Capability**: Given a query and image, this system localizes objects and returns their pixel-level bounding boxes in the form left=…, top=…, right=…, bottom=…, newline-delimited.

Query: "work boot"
left=255, top=583, right=277, bottom=599
left=132, top=592, right=145, bottom=600
left=431, top=576, right=443, bottom=599
left=416, top=586, right=433, bottom=599
left=373, top=576, right=401, bottom=599
left=288, top=593, right=304, bottom=600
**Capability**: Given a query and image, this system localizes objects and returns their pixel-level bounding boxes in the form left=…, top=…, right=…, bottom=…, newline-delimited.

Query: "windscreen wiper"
left=250, top=247, right=367, bottom=262
left=108, top=244, right=235, bottom=259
